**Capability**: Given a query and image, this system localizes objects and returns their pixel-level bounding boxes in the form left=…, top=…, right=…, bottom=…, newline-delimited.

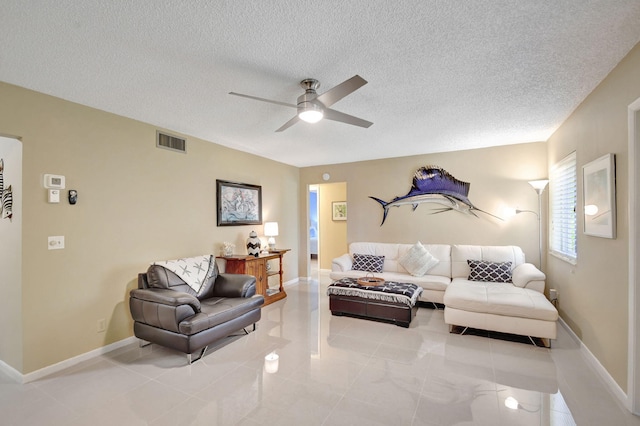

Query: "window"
left=549, top=151, right=577, bottom=263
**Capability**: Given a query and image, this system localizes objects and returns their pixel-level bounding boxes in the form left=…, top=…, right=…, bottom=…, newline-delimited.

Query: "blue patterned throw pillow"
left=467, top=260, right=512, bottom=283
left=352, top=253, right=385, bottom=273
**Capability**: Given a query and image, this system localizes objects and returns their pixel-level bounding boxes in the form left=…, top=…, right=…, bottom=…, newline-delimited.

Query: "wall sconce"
left=264, top=222, right=279, bottom=250
left=264, top=352, right=279, bottom=374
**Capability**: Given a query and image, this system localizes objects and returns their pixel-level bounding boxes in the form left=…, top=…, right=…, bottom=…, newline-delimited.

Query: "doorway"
left=307, top=182, right=347, bottom=275
left=309, top=185, right=319, bottom=275
left=0, top=135, right=23, bottom=374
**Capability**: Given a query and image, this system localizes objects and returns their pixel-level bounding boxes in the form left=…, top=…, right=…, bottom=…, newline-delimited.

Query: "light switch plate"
left=48, top=236, right=65, bottom=250
left=48, top=189, right=60, bottom=203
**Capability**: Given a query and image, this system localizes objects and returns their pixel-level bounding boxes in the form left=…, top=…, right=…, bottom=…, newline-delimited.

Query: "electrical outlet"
left=549, top=289, right=558, bottom=302
left=97, top=319, right=106, bottom=333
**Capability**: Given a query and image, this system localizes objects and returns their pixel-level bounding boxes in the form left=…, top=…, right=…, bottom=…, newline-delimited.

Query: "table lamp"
left=264, top=222, right=279, bottom=250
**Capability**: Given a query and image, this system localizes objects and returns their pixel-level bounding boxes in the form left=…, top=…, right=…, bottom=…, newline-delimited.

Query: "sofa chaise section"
left=443, top=245, right=558, bottom=346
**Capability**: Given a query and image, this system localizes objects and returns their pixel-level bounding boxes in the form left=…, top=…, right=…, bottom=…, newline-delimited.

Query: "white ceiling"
left=2, top=1, right=640, bottom=167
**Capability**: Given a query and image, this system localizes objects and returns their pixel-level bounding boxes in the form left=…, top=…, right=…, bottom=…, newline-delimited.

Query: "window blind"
left=549, top=151, right=577, bottom=262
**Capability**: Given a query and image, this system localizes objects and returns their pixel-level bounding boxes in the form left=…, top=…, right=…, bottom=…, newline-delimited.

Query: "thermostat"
left=44, top=174, right=65, bottom=189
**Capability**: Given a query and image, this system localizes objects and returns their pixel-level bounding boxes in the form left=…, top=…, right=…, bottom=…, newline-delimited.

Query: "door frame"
left=628, top=97, right=640, bottom=414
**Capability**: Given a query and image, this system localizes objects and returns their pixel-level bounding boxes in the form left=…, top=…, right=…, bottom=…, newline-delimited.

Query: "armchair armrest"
left=130, top=288, right=201, bottom=311
left=212, top=273, right=257, bottom=298
left=129, top=288, right=201, bottom=333
left=332, top=254, right=353, bottom=272
left=512, top=263, right=546, bottom=293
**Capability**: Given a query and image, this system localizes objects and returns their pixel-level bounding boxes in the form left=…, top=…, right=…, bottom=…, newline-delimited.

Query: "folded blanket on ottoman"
left=327, top=278, right=423, bottom=307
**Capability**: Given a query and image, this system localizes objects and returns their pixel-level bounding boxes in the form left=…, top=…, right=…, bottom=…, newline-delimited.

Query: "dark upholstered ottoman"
left=327, top=278, right=423, bottom=328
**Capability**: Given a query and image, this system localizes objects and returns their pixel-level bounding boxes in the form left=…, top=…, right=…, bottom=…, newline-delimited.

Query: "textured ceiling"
left=2, top=1, right=640, bottom=167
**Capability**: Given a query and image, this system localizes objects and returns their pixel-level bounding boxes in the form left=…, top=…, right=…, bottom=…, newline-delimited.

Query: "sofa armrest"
left=332, top=254, right=353, bottom=272
left=211, top=273, right=257, bottom=298
left=512, top=263, right=546, bottom=292
left=129, top=288, right=201, bottom=332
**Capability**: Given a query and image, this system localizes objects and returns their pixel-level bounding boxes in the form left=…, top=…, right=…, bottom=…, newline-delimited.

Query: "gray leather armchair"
left=130, top=261, right=264, bottom=362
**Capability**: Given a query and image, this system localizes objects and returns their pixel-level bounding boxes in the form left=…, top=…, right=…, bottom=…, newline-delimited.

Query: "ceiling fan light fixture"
left=298, top=108, right=323, bottom=123
left=298, top=100, right=324, bottom=123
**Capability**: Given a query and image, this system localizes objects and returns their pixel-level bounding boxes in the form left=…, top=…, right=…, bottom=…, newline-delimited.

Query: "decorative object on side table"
left=246, top=231, right=261, bottom=257
left=264, top=221, right=279, bottom=249
left=221, top=241, right=235, bottom=256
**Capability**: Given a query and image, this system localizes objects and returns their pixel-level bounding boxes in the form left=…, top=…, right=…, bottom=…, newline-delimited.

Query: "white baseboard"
left=284, top=278, right=300, bottom=287
left=0, top=336, right=138, bottom=384
left=0, top=359, right=23, bottom=383
left=559, top=318, right=629, bottom=410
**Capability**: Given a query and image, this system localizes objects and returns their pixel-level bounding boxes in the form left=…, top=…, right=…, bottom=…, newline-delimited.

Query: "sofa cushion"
left=398, top=242, right=439, bottom=276
left=452, top=245, right=524, bottom=279
left=348, top=242, right=451, bottom=277
left=352, top=253, right=385, bottom=273
left=467, top=260, right=512, bottom=283
left=444, top=279, right=558, bottom=322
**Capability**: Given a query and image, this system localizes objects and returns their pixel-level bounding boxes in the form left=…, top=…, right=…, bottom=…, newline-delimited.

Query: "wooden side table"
left=217, top=249, right=290, bottom=306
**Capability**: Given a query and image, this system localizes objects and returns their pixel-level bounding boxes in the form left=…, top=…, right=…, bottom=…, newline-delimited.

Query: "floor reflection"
left=1, top=270, right=638, bottom=425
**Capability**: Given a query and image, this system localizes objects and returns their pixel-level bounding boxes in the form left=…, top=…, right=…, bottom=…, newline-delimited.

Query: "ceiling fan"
left=229, top=75, right=373, bottom=132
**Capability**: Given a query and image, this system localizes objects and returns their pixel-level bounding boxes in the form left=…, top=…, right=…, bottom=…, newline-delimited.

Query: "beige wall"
left=318, top=182, right=347, bottom=269
left=546, top=42, right=640, bottom=390
left=0, top=136, right=23, bottom=371
left=300, top=142, right=548, bottom=273
left=0, top=82, right=299, bottom=374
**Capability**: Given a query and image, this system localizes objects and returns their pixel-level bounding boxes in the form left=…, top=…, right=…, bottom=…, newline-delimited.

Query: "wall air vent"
left=156, top=131, right=186, bottom=153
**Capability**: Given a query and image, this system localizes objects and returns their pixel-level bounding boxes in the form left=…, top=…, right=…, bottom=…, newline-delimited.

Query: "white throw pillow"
left=399, top=242, right=439, bottom=276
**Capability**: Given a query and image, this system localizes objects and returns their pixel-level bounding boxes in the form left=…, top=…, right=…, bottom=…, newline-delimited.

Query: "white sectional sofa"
left=330, top=242, right=558, bottom=345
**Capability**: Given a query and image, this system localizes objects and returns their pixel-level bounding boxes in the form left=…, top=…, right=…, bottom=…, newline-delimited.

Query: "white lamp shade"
left=264, top=222, right=278, bottom=249
left=264, top=222, right=279, bottom=237
left=528, top=179, right=549, bottom=194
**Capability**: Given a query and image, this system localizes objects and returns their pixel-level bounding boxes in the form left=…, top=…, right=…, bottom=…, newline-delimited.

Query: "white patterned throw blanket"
left=327, top=278, right=423, bottom=307
left=153, top=255, right=215, bottom=295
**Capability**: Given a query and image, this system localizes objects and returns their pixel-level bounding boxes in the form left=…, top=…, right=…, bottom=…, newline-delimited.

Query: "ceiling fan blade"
left=316, top=75, right=367, bottom=108
left=229, top=92, right=297, bottom=109
left=275, top=115, right=300, bottom=132
left=323, top=108, right=373, bottom=128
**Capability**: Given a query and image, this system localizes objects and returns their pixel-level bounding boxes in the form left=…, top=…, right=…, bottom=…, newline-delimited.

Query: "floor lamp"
left=515, top=179, right=549, bottom=269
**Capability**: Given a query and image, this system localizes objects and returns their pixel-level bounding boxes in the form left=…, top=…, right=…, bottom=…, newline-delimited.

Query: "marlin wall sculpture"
left=370, top=166, right=501, bottom=226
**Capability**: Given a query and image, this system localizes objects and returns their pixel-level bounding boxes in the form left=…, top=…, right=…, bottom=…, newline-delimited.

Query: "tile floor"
left=1, top=270, right=640, bottom=425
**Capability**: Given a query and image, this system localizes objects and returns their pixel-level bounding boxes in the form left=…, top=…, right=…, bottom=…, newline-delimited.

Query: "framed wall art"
left=332, top=201, right=347, bottom=221
left=216, top=180, right=262, bottom=226
left=583, top=153, right=616, bottom=238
